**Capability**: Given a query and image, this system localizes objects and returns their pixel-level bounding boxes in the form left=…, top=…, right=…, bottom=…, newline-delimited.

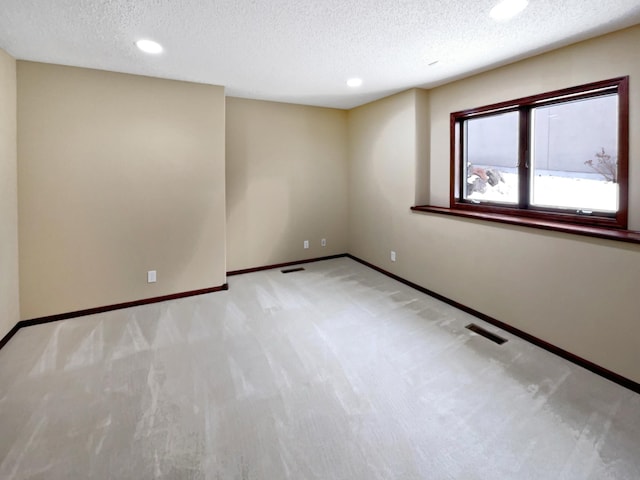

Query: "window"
left=451, top=77, right=629, bottom=229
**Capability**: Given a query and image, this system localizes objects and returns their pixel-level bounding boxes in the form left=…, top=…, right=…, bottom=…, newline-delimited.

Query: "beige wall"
left=18, top=62, right=226, bottom=319
left=348, top=26, right=640, bottom=383
left=226, top=97, right=348, bottom=271
left=0, top=49, right=19, bottom=337
left=414, top=89, right=430, bottom=205
left=348, top=90, right=419, bottom=264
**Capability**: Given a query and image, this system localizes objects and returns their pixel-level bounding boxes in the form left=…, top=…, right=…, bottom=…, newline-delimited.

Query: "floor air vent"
left=466, top=323, right=507, bottom=345
left=281, top=267, right=305, bottom=274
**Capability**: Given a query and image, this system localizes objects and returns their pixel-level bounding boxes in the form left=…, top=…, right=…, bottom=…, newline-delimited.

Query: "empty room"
left=1, top=0, right=640, bottom=478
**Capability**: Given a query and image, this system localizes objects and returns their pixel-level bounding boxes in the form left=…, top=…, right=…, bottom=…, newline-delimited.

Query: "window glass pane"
left=531, top=94, right=618, bottom=213
left=464, top=111, right=519, bottom=204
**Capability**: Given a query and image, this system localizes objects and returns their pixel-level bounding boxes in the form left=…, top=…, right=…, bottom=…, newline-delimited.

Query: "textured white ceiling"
left=1, top=0, right=639, bottom=109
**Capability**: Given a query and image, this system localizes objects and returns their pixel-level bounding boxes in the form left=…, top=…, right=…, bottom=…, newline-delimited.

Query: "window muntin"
left=451, top=77, right=628, bottom=229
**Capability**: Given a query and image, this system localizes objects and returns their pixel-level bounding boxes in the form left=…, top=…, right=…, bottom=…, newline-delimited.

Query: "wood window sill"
left=411, top=205, right=640, bottom=245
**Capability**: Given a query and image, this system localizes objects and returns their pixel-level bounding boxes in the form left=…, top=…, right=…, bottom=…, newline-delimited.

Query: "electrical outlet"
left=147, top=270, right=157, bottom=283
left=321, top=238, right=327, bottom=247
left=304, top=240, right=309, bottom=249
left=390, top=251, right=396, bottom=262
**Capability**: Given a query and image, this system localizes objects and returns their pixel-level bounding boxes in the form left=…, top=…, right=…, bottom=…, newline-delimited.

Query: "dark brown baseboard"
left=227, top=254, right=347, bottom=276
left=0, top=324, right=22, bottom=351
left=346, top=254, right=640, bottom=395
left=0, top=283, right=228, bottom=351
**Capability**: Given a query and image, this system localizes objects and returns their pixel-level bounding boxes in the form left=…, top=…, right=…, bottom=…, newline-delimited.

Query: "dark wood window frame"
left=448, top=76, right=629, bottom=230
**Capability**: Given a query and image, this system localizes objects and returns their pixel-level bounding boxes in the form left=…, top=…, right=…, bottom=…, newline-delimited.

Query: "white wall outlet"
left=321, top=238, right=327, bottom=247
left=147, top=270, right=157, bottom=283
left=390, top=251, right=396, bottom=262
left=304, top=240, right=309, bottom=249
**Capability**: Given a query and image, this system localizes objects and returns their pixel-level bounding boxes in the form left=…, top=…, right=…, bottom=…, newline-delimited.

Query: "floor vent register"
left=281, top=267, right=306, bottom=274
left=466, top=323, right=508, bottom=345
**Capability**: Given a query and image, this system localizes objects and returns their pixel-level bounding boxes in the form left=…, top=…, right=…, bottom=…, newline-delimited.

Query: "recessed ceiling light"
left=347, top=78, right=363, bottom=88
left=135, top=39, right=163, bottom=54
left=490, top=0, right=528, bottom=21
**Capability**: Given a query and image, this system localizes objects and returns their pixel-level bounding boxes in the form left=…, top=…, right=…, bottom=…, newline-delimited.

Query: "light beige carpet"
left=0, top=257, right=639, bottom=479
